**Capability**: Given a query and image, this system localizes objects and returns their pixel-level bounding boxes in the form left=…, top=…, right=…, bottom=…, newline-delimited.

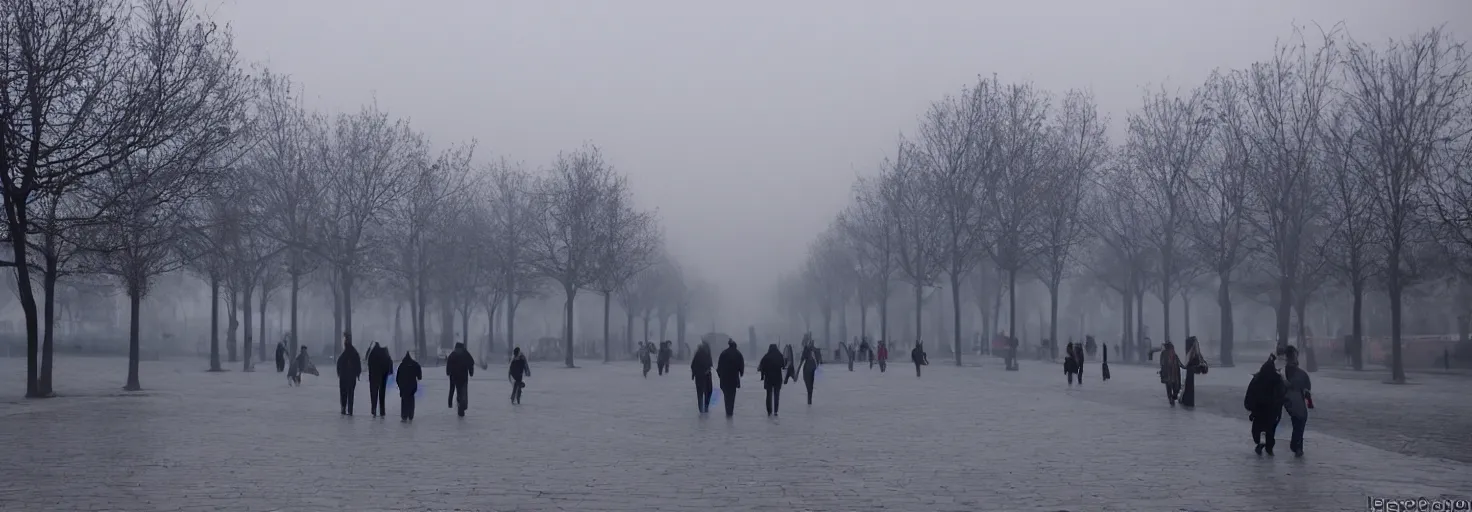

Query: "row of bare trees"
left=781, top=26, right=1472, bottom=383
left=2, top=0, right=677, bottom=397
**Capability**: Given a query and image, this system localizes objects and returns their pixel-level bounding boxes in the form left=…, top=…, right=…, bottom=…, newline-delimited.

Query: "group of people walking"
left=1243, top=346, right=1314, bottom=457
left=279, top=333, right=532, bottom=422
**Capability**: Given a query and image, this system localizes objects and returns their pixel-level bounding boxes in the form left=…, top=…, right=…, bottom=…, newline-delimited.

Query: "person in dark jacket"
left=395, top=352, right=422, bottom=421
left=275, top=341, right=288, bottom=372
left=716, top=340, right=744, bottom=417
left=859, top=338, right=873, bottom=369
left=798, top=339, right=819, bottom=404
left=782, top=344, right=798, bottom=384
left=1244, top=354, right=1285, bottom=455
left=657, top=341, right=673, bottom=376
left=1100, top=343, right=1111, bottom=381
left=911, top=341, right=928, bottom=377
left=336, top=334, right=362, bottom=416
left=877, top=340, right=888, bottom=372
left=366, top=342, right=394, bottom=417
left=1063, top=342, right=1079, bottom=386
left=1072, top=342, right=1085, bottom=384
left=1282, top=346, right=1313, bottom=457
left=1181, top=336, right=1207, bottom=408
left=446, top=342, right=475, bottom=417
left=639, top=342, right=654, bottom=378
left=690, top=342, right=714, bottom=413
left=508, top=347, right=530, bottom=404
left=757, top=344, right=785, bottom=416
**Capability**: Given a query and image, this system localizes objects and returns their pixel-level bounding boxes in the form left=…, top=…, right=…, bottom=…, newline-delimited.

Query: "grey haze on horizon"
left=212, top=0, right=1471, bottom=330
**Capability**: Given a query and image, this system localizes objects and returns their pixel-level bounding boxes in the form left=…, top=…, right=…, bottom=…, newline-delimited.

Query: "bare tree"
left=803, top=227, right=854, bottom=349
left=485, top=159, right=541, bottom=361
left=915, top=78, right=994, bottom=365
left=1035, top=89, right=1110, bottom=356
left=383, top=141, right=471, bottom=358
left=253, top=71, right=320, bottom=355
left=882, top=140, right=945, bottom=345
left=1187, top=73, right=1255, bottom=366
left=1343, top=27, right=1471, bottom=382
left=589, top=176, right=660, bottom=362
left=982, top=82, right=1052, bottom=351
left=528, top=143, right=620, bottom=367
left=838, top=175, right=896, bottom=345
left=1088, top=167, right=1155, bottom=360
left=1321, top=106, right=1380, bottom=370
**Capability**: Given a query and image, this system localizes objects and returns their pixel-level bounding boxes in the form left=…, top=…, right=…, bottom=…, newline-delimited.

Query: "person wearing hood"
left=366, top=342, right=394, bottom=418
left=1152, top=341, right=1184, bottom=406
left=336, top=334, right=362, bottom=415
left=446, top=342, right=475, bottom=417
left=1180, top=336, right=1208, bottom=408
left=798, top=338, right=820, bottom=405
left=1282, top=346, right=1313, bottom=457
left=657, top=341, right=673, bottom=376
left=782, top=344, right=798, bottom=384
left=287, top=345, right=311, bottom=386
left=508, top=347, right=530, bottom=404
left=1244, top=354, right=1286, bottom=455
left=395, top=352, right=422, bottom=421
left=690, top=342, right=714, bottom=413
left=757, top=344, right=785, bottom=416
left=911, top=341, right=928, bottom=378
left=716, top=340, right=745, bottom=417
left=275, top=341, right=288, bottom=372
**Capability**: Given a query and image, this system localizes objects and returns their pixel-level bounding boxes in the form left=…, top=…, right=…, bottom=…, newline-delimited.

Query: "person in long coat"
left=508, top=347, right=531, bottom=405
left=1181, top=336, right=1207, bottom=408
left=876, top=340, right=888, bottom=372
left=757, top=344, right=785, bottom=416
left=336, top=335, right=362, bottom=416
left=1063, top=342, right=1079, bottom=386
left=366, top=343, right=394, bottom=417
left=782, top=344, right=798, bottom=384
left=798, top=338, right=820, bottom=404
left=446, top=342, right=475, bottom=417
left=1282, top=346, right=1313, bottom=457
left=911, top=341, right=928, bottom=378
left=1243, top=354, right=1285, bottom=455
left=715, top=340, right=744, bottom=417
left=690, top=342, right=714, bottom=413
left=657, top=341, right=673, bottom=375
left=1153, top=342, right=1184, bottom=406
left=275, top=342, right=288, bottom=372
left=395, top=352, right=422, bottom=421
left=1100, top=343, right=1111, bottom=381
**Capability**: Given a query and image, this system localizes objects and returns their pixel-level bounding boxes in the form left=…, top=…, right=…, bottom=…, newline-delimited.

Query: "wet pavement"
left=0, top=355, right=1467, bottom=511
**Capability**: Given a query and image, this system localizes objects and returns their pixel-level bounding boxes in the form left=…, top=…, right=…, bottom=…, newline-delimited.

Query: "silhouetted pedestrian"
left=446, top=342, right=475, bottom=417
left=336, top=334, right=361, bottom=415
left=1064, top=342, right=1079, bottom=386
left=639, top=342, right=654, bottom=378
left=911, top=341, right=928, bottom=377
left=716, top=340, right=744, bottom=417
left=1282, top=346, right=1313, bottom=457
left=366, top=342, right=393, bottom=417
left=799, top=336, right=819, bottom=404
left=1101, top=343, right=1111, bottom=381
left=657, top=341, right=673, bottom=375
left=1244, top=354, right=1285, bottom=456
left=691, top=342, right=714, bottom=413
left=876, top=340, right=888, bottom=372
left=509, top=347, right=530, bottom=404
left=275, top=342, right=287, bottom=372
left=783, top=344, right=798, bottom=384
left=396, top=352, right=421, bottom=421
left=1181, top=336, right=1207, bottom=408
left=758, top=344, right=785, bottom=416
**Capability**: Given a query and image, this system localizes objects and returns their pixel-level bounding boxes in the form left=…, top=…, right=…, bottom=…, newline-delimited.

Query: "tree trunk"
left=951, top=274, right=964, bottom=366
left=460, top=302, right=471, bottom=353
left=1389, top=254, right=1405, bottom=383
left=822, top=306, right=833, bottom=350
left=331, top=276, right=343, bottom=348
left=289, top=271, right=300, bottom=355
left=1047, top=280, right=1059, bottom=365
left=506, top=292, right=520, bottom=363
left=1007, top=269, right=1018, bottom=349
left=838, top=299, right=849, bottom=355
left=602, top=292, right=612, bottom=363
left=642, top=311, right=651, bottom=344
left=659, top=310, right=670, bottom=342
left=1182, top=292, right=1192, bottom=341
left=914, top=283, right=924, bottom=344
left=1136, top=287, right=1146, bottom=361
left=439, top=294, right=454, bottom=351
left=1276, top=274, right=1292, bottom=354
left=676, top=307, right=687, bottom=350
left=39, top=253, right=58, bottom=397
left=1121, top=288, right=1133, bottom=361
left=258, top=289, right=268, bottom=363
left=625, top=311, right=635, bottom=357
left=226, top=287, right=239, bottom=363
left=209, top=275, right=222, bottom=372
left=1161, top=276, right=1172, bottom=345
left=1351, top=280, right=1364, bottom=371
left=125, top=289, right=143, bottom=391
left=415, top=276, right=428, bottom=359
left=394, top=300, right=403, bottom=354
left=1218, top=272, right=1234, bottom=367
left=243, top=284, right=254, bottom=371
left=563, top=285, right=577, bottom=368
left=859, top=301, right=870, bottom=345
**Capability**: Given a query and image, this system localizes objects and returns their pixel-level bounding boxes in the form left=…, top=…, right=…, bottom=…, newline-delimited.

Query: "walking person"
left=911, top=341, right=928, bottom=378
left=691, top=342, right=714, bottom=413
left=1282, top=346, right=1313, bottom=457
left=640, top=342, right=654, bottom=378
left=859, top=338, right=873, bottom=369
left=798, top=337, right=819, bottom=404
left=446, top=342, right=475, bottom=417
left=1180, top=336, right=1208, bottom=408
left=1072, top=341, right=1085, bottom=385
left=509, top=347, right=530, bottom=404
left=844, top=342, right=856, bottom=372
left=395, top=351, right=422, bottom=421
left=1244, top=354, right=1285, bottom=456
left=876, top=340, right=888, bottom=372
left=716, top=340, right=744, bottom=417
left=366, top=342, right=394, bottom=417
left=758, top=344, right=785, bottom=416
left=657, top=341, right=673, bottom=375
left=783, top=344, right=798, bottom=385
left=1063, top=342, right=1079, bottom=386
left=1100, top=343, right=1111, bottom=382
left=1151, top=341, right=1184, bottom=406
left=275, top=341, right=288, bottom=372
left=336, top=334, right=362, bottom=416
left=287, top=345, right=312, bottom=386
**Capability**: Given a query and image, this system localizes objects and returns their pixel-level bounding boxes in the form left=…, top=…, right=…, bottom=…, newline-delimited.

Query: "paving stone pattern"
left=0, top=355, right=1467, bottom=511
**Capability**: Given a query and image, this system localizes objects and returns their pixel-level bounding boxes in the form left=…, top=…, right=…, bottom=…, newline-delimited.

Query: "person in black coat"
left=657, top=341, right=673, bottom=375
left=395, top=352, right=422, bottom=421
left=336, top=334, right=362, bottom=415
left=798, top=339, right=819, bottom=404
left=690, top=342, right=714, bottom=413
left=508, top=347, right=530, bottom=404
left=757, top=344, right=785, bottom=416
left=275, top=342, right=288, bottom=372
left=911, top=341, right=928, bottom=377
left=1101, top=343, right=1111, bottom=381
left=366, top=343, right=394, bottom=417
left=1244, top=354, right=1285, bottom=455
left=716, top=340, right=744, bottom=417
left=446, top=342, right=475, bottom=417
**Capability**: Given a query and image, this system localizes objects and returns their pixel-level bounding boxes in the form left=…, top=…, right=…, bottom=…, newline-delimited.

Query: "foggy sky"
left=212, top=0, right=1470, bottom=328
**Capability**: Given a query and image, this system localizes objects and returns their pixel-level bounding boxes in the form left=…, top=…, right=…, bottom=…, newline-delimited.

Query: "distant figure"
left=911, top=341, right=928, bottom=378
left=1152, top=341, right=1184, bottom=406
left=275, top=342, right=288, bottom=372
left=844, top=342, right=856, bottom=372
left=1282, top=346, right=1313, bottom=457
left=1007, top=336, right=1019, bottom=371
left=799, top=337, right=820, bottom=404
left=1072, top=342, right=1085, bottom=385
left=876, top=340, right=888, bottom=372
left=395, top=351, right=422, bottom=421
left=446, top=342, right=475, bottom=417
left=657, top=341, right=673, bottom=375
left=1063, top=342, right=1080, bottom=386
left=508, top=347, right=530, bottom=404
left=783, top=344, right=797, bottom=384
left=716, top=340, right=745, bottom=417
left=1101, top=344, right=1111, bottom=381
left=1181, top=336, right=1207, bottom=408
left=1244, top=354, right=1285, bottom=456
left=758, top=344, right=786, bottom=416
left=859, top=338, right=873, bottom=368
left=1085, top=335, right=1097, bottom=358
left=639, top=342, right=654, bottom=378
left=366, top=342, right=394, bottom=417
left=336, top=334, right=362, bottom=416
left=287, top=346, right=312, bottom=386
left=691, top=342, right=714, bottom=413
